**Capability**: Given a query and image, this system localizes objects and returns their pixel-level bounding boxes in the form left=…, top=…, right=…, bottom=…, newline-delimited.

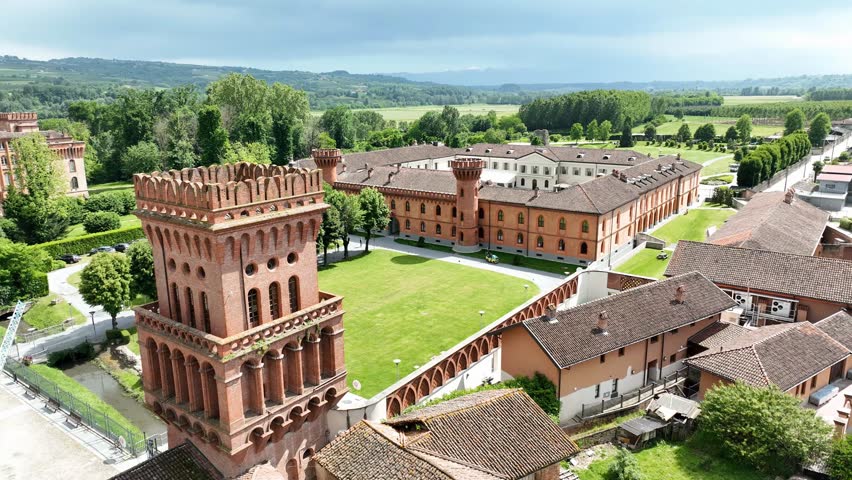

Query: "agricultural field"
left=722, top=95, right=801, bottom=105
left=634, top=115, right=783, bottom=138
left=312, top=104, right=520, bottom=123
left=317, top=249, right=538, bottom=398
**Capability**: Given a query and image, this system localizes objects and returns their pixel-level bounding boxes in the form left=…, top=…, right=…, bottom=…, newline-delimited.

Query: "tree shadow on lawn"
left=390, top=254, right=430, bottom=265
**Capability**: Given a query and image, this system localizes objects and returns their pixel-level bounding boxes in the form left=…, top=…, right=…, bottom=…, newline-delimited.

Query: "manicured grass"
left=65, top=214, right=141, bottom=239
left=23, top=293, right=86, bottom=330
left=29, top=363, right=143, bottom=438
left=577, top=142, right=729, bottom=165
left=67, top=269, right=82, bottom=288
left=311, top=104, right=520, bottom=123
left=701, top=157, right=736, bottom=177
left=651, top=209, right=735, bottom=246
left=723, top=95, right=801, bottom=105
left=87, top=181, right=134, bottom=195
left=394, top=238, right=579, bottom=275
left=318, top=250, right=538, bottom=397
left=614, top=249, right=672, bottom=279
left=700, top=174, right=734, bottom=185
left=125, top=326, right=140, bottom=355
left=634, top=115, right=782, bottom=138
left=702, top=202, right=731, bottom=208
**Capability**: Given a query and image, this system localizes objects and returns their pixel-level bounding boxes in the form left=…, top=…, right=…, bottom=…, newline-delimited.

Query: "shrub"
left=828, top=436, right=852, bottom=480
left=710, top=186, right=734, bottom=207
left=85, top=191, right=126, bottom=215
left=608, top=448, right=644, bottom=480
left=58, top=196, right=87, bottom=225
left=46, top=342, right=97, bottom=367
left=512, top=254, right=522, bottom=266
left=35, top=226, right=145, bottom=258
left=505, top=372, right=560, bottom=416
left=840, top=218, right=852, bottom=231
left=417, top=236, right=426, bottom=247
left=83, top=211, right=121, bottom=234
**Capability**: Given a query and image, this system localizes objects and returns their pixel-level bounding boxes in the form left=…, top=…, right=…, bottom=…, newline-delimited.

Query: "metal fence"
left=3, top=358, right=150, bottom=457
left=17, top=320, right=76, bottom=344
left=579, top=367, right=688, bottom=419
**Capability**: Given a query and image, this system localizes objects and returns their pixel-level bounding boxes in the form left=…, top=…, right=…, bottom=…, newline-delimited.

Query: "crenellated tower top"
left=450, top=158, right=485, bottom=181
left=312, top=148, right=342, bottom=185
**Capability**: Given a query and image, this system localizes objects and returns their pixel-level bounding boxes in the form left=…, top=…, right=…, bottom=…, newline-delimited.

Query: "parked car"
left=89, top=246, right=115, bottom=255
left=57, top=254, right=81, bottom=264
left=113, top=243, right=130, bottom=253
left=485, top=253, right=499, bottom=264
left=656, top=252, right=669, bottom=260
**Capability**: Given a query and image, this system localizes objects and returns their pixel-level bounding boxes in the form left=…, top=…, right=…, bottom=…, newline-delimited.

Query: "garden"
left=614, top=249, right=672, bottom=279
left=650, top=209, right=734, bottom=246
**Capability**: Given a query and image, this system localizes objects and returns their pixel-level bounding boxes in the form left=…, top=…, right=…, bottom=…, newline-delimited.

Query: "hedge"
left=35, top=226, right=145, bottom=258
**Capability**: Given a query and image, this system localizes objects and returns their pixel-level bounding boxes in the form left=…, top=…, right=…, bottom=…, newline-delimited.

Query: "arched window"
left=405, top=219, right=411, bottom=230
left=517, top=233, right=524, bottom=244
left=478, top=208, right=484, bottom=219
left=451, top=226, right=456, bottom=237
left=420, top=203, right=426, bottom=214
left=582, top=220, right=589, bottom=233
left=269, top=282, right=281, bottom=319
left=436, top=205, right=442, bottom=216
left=436, top=224, right=442, bottom=235
left=460, top=213, right=464, bottom=221
left=420, top=221, right=426, bottom=232
left=518, top=213, right=524, bottom=224
left=391, top=199, right=396, bottom=210
left=288, top=276, right=300, bottom=313
left=559, top=218, right=566, bottom=230
left=536, top=236, right=544, bottom=248
left=544, top=180, right=549, bottom=189
left=68, top=159, right=76, bottom=172
left=452, top=207, right=457, bottom=218
left=520, top=178, right=525, bottom=186
left=558, top=239, right=565, bottom=251
left=537, top=215, right=544, bottom=227
left=532, top=179, right=538, bottom=189
left=201, top=292, right=211, bottom=333
left=70, top=177, right=79, bottom=190
left=460, top=232, right=464, bottom=242
left=186, top=288, right=196, bottom=329
left=478, top=227, right=484, bottom=238
left=460, top=188, right=464, bottom=197
left=580, top=242, right=588, bottom=254
left=405, top=201, right=410, bottom=212
left=247, top=289, right=259, bottom=326
left=172, top=283, right=182, bottom=324
left=497, top=210, right=504, bottom=221
left=497, top=230, right=504, bottom=241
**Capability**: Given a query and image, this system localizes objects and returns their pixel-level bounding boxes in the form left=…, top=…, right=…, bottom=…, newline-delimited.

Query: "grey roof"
left=686, top=322, right=850, bottom=391
left=620, top=416, right=669, bottom=436
left=461, top=143, right=653, bottom=166
left=296, top=144, right=458, bottom=172
left=815, top=310, right=852, bottom=351
left=665, top=241, right=852, bottom=306
left=647, top=393, right=701, bottom=420
left=689, top=321, right=751, bottom=350
left=110, top=441, right=222, bottom=480
left=708, top=192, right=828, bottom=256
left=337, top=166, right=457, bottom=195
left=520, top=272, right=736, bottom=368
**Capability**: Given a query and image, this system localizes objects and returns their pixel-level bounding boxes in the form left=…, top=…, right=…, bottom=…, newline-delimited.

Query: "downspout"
left=607, top=209, right=616, bottom=269
left=642, top=338, right=650, bottom=386
left=526, top=205, right=531, bottom=257
left=659, top=330, right=666, bottom=380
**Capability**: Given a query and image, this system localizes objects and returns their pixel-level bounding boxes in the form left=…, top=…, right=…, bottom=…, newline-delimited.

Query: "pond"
left=64, top=362, right=166, bottom=437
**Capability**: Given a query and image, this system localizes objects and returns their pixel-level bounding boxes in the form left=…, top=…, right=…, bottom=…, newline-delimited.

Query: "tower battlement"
left=133, top=162, right=324, bottom=225
left=0, top=112, right=37, bottom=121
left=450, top=158, right=485, bottom=181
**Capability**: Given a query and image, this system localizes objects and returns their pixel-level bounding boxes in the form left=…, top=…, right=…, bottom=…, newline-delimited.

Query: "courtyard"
left=614, top=248, right=673, bottom=279
left=318, top=249, right=539, bottom=398
left=651, top=209, right=735, bottom=246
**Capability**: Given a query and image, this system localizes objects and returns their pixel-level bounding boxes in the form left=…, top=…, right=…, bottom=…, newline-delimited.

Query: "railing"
left=135, top=292, right=343, bottom=359
left=16, top=319, right=76, bottom=344
left=578, top=367, right=688, bottom=420
left=3, top=358, right=149, bottom=457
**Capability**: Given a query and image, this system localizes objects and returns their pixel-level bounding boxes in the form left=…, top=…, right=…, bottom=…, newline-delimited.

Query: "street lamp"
left=89, top=310, right=96, bottom=335
left=478, top=310, right=485, bottom=329
left=393, top=358, right=401, bottom=381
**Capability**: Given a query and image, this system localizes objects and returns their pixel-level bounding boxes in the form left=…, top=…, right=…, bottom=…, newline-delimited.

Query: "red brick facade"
left=133, top=163, right=346, bottom=479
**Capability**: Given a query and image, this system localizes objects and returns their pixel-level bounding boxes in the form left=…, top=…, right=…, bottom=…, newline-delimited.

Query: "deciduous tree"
left=676, top=123, right=692, bottom=143
left=79, top=253, right=131, bottom=329
left=569, top=123, right=584, bottom=142
left=317, top=205, right=342, bottom=266
left=358, top=187, right=390, bottom=252
left=597, top=120, right=612, bottom=142
left=197, top=105, right=230, bottom=166
left=324, top=185, right=362, bottom=259
left=122, top=141, right=162, bottom=177
left=808, top=112, right=831, bottom=147
left=127, top=241, right=157, bottom=299
left=784, top=108, right=806, bottom=134
left=735, top=114, right=752, bottom=143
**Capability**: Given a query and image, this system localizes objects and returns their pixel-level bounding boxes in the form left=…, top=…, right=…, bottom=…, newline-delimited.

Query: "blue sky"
left=3, top=0, right=852, bottom=84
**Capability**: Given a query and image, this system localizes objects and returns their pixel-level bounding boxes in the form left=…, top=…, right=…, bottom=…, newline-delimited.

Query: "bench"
left=66, top=411, right=83, bottom=428
left=44, top=397, right=60, bottom=413
left=24, top=384, right=40, bottom=399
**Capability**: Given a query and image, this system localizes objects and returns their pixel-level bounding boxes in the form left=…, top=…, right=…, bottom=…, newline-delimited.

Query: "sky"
left=3, top=0, right=852, bottom=85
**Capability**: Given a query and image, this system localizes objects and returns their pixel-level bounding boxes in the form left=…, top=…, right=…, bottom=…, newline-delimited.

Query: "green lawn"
left=635, top=115, right=782, bottom=138
left=65, top=214, right=141, bottom=239
left=701, top=157, right=736, bottom=177
left=394, top=238, right=578, bottom=275
left=312, top=104, right=520, bottom=123
left=575, top=142, right=729, bottom=165
left=318, top=250, right=538, bottom=397
left=23, top=294, right=86, bottom=330
left=575, top=439, right=768, bottom=480
left=614, top=249, right=672, bottom=279
left=700, top=174, right=734, bottom=185
left=29, top=364, right=143, bottom=438
left=651, top=209, right=735, bottom=246
left=87, top=181, right=134, bottom=195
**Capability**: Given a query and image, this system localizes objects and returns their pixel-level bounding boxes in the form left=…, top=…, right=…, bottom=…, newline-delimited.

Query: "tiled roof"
left=688, top=321, right=751, bottom=350
left=686, top=322, right=850, bottom=391
left=460, top=143, right=653, bottom=166
left=815, top=310, right=852, bottom=351
left=664, top=241, right=852, bottom=306
left=337, top=166, right=457, bottom=195
left=110, top=441, right=222, bottom=480
left=708, top=192, right=828, bottom=256
left=521, top=272, right=736, bottom=368
left=316, top=389, right=578, bottom=480
left=296, top=144, right=458, bottom=172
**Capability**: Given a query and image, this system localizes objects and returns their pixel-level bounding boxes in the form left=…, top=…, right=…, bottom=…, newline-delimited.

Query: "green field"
left=318, top=249, right=538, bottom=397
left=722, top=95, right=801, bottom=105
left=652, top=209, right=735, bottom=246
left=701, top=157, right=736, bottom=177
left=65, top=214, right=141, bottom=239
left=312, top=104, right=520, bottom=123
left=87, top=181, right=134, bottom=195
left=573, top=142, right=728, bottom=165
left=614, top=248, right=672, bottom=279
left=575, top=439, right=766, bottom=480
left=23, top=294, right=86, bottom=330
left=635, top=115, right=782, bottom=138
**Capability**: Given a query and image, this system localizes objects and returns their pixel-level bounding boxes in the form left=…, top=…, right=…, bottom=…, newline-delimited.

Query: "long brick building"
left=304, top=143, right=701, bottom=266
left=0, top=112, right=88, bottom=207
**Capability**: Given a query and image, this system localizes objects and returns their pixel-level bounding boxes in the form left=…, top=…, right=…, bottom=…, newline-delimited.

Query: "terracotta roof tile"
left=688, top=321, right=751, bottom=350
left=521, top=272, right=736, bottom=368
left=815, top=310, right=852, bottom=351
left=110, top=441, right=222, bottom=480
left=337, top=166, right=457, bottom=195
left=664, top=241, right=852, bottom=306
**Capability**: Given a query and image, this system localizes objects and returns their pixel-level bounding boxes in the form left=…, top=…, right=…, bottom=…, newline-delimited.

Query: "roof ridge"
left=415, top=389, right=520, bottom=423
left=575, top=182, right=601, bottom=213
left=677, top=240, right=852, bottom=265
left=408, top=448, right=510, bottom=479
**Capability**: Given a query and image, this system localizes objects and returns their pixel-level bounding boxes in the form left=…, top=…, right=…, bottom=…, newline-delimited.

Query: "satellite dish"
left=352, top=380, right=362, bottom=391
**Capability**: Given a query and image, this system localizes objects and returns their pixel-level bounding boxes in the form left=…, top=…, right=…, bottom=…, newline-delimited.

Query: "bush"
left=840, top=218, right=852, bottom=231
left=608, top=448, right=644, bottom=480
left=417, top=236, right=426, bottom=247
left=505, top=372, right=560, bottom=416
left=83, top=211, right=122, bottom=234
left=710, top=186, right=734, bottom=207
left=828, top=436, right=852, bottom=480
left=512, top=254, right=522, bottom=266
left=85, top=190, right=135, bottom=216
left=58, top=196, right=87, bottom=225
left=46, top=342, right=97, bottom=367
left=35, top=226, right=145, bottom=258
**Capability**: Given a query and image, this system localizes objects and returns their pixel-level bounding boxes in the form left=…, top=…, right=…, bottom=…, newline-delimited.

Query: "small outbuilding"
left=616, top=394, right=700, bottom=449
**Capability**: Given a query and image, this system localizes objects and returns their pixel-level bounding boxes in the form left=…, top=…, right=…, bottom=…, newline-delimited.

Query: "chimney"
left=396, top=164, right=401, bottom=173
left=784, top=188, right=795, bottom=204
left=545, top=304, right=558, bottom=323
left=388, top=172, right=395, bottom=184
left=844, top=393, right=852, bottom=409
left=838, top=409, right=850, bottom=421
left=342, top=163, right=348, bottom=173
left=367, top=168, right=374, bottom=179
left=532, top=188, right=540, bottom=199
left=675, top=285, right=686, bottom=304
left=594, top=311, right=609, bottom=335
left=834, top=418, right=847, bottom=440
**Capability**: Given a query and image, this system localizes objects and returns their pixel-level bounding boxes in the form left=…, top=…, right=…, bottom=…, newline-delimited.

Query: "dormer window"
left=577, top=153, right=585, bottom=158
left=485, top=148, right=492, bottom=153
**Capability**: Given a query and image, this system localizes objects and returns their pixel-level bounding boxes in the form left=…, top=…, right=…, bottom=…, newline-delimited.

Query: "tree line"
left=518, top=90, right=652, bottom=132
left=805, top=88, right=852, bottom=101
left=736, top=131, right=811, bottom=187
left=706, top=100, right=852, bottom=120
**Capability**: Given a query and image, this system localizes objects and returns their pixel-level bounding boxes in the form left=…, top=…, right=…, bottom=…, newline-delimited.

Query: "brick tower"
left=133, top=163, right=347, bottom=479
left=312, top=148, right=341, bottom=185
left=451, top=158, right=484, bottom=253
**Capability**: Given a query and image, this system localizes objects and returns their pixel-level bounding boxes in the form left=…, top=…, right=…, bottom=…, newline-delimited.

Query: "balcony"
left=135, top=291, right=343, bottom=359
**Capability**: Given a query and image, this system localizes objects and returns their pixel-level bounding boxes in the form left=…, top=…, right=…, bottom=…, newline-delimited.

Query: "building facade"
left=133, top=163, right=347, bottom=479
left=0, top=112, right=88, bottom=207
left=308, top=144, right=701, bottom=266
